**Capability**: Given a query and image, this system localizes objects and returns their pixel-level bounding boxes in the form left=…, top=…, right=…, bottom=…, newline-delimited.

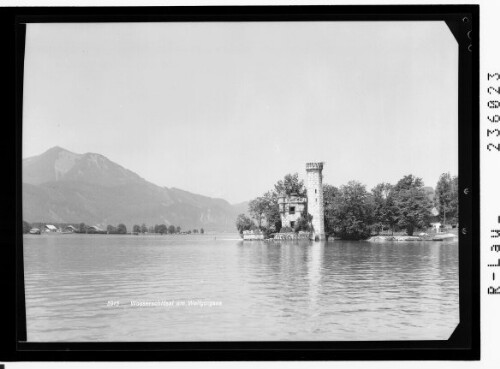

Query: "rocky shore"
left=270, top=231, right=311, bottom=241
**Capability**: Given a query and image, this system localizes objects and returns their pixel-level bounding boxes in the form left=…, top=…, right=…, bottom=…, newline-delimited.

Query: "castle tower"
left=306, top=162, right=325, bottom=241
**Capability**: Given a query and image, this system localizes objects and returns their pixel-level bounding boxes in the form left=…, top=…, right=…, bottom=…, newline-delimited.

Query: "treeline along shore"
left=236, top=172, right=458, bottom=241
left=23, top=171, right=457, bottom=242
left=23, top=221, right=205, bottom=236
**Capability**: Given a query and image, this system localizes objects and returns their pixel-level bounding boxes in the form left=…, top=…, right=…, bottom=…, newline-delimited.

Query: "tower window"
left=316, top=198, right=318, bottom=203
left=289, top=206, right=295, bottom=214
left=290, top=221, right=295, bottom=228
left=315, top=189, right=317, bottom=194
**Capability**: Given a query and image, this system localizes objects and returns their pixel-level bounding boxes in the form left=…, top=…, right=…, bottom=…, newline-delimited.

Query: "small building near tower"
left=278, top=193, right=307, bottom=229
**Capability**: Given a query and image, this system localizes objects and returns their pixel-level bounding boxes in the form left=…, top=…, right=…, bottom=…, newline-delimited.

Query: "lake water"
left=23, top=233, right=459, bottom=342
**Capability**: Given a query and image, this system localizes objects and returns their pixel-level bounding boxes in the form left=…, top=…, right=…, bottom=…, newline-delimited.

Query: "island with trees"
left=236, top=172, right=458, bottom=242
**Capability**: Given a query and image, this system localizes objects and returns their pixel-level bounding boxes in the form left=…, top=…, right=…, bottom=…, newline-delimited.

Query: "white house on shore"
left=88, top=225, right=104, bottom=233
left=44, top=224, right=57, bottom=232
left=64, top=225, right=78, bottom=232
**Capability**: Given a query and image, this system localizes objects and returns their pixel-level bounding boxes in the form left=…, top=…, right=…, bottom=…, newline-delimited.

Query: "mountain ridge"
left=22, top=147, right=248, bottom=231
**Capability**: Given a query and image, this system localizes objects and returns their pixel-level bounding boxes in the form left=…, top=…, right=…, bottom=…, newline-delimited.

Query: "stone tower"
left=306, top=162, right=325, bottom=241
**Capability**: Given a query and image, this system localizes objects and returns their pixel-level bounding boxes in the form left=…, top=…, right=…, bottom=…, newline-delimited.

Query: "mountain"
left=23, top=146, right=145, bottom=187
left=22, top=147, right=247, bottom=232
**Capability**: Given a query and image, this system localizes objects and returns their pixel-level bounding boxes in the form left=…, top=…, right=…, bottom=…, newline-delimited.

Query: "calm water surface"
left=24, top=233, right=458, bottom=341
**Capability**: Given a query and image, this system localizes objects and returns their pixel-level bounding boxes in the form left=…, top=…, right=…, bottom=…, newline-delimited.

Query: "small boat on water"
left=29, top=228, right=41, bottom=235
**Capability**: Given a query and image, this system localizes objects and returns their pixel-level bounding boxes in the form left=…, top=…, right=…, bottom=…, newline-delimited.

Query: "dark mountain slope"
left=22, top=147, right=245, bottom=231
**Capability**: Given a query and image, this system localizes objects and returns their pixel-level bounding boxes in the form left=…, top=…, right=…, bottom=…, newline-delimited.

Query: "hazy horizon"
left=23, top=22, right=458, bottom=203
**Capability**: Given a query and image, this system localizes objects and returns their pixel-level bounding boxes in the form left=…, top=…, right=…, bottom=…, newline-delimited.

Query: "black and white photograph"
left=21, top=20, right=460, bottom=343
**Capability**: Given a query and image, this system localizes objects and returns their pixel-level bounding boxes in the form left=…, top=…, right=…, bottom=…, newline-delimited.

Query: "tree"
left=140, top=223, right=147, bottom=234
left=133, top=224, right=141, bottom=233
left=176, top=226, right=181, bottom=234
left=323, top=184, right=340, bottom=236
left=23, top=220, right=31, bottom=234
left=79, top=223, right=87, bottom=233
left=168, top=225, right=176, bottom=234
left=392, top=175, right=432, bottom=236
left=371, top=183, right=397, bottom=234
left=242, top=173, right=305, bottom=237
left=248, top=196, right=268, bottom=227
left=325, top=181, right=373, bottom=240
left=193, top=229, right=198, bottom=234
left=261, top=190, right=282, bottom=232
left=274, top=173, right=306, bottom=196
left=117, top=223, right=127, bottom=234
left=107, top=225, right=117, bottom=234
left=293, top=214, right=312, bottom=233
left=157, top=224, right=168, bottom=234
left=236, top=213, right=255, bottom=236
left=435, top=173, right=459, bottom=226
left=200, top=228, right=204, bottom=234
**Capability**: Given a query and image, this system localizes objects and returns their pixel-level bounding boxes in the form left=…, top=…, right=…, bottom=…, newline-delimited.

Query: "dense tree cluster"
left=235, top=214, right=256, bottom=236
left=324, top=174, right=456, bottom=239
left=130, top=224, right=203, bottom=235
left=248, top=191, right=281, bottom=232
left=274, top=173, right=306, bottom=197
left=293, top=213, right=312, bottom=233
left=370, top=182, right=396, bottom=234
left=238, top=173, right=309, bottom=238
left=22, top=220, right=205, bottom=236
left=391, top=175, right=433, bottom=236
left=324, top=181, right=373, bottom=240
left=106, top=224, right=128, bottom=234
left=131, top=223, right=189, bottom=234
left=239, top=172, right=458, bottom=240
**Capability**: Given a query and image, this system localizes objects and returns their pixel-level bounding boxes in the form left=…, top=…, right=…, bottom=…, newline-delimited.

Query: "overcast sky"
left=23, top=21, right=458, bottom=204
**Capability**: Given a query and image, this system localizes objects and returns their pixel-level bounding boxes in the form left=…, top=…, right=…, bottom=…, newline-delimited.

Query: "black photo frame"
left=1, top=4, right=479, bottom=362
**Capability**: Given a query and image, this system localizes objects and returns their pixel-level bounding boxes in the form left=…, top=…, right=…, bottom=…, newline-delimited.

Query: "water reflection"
left=24, top=234, right=458, bottom=342
left=308, top=241, right=323, bottom=312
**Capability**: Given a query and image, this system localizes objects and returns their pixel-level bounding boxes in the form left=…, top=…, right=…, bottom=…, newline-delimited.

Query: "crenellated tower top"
left=306, top=162, right=324, bottom=171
